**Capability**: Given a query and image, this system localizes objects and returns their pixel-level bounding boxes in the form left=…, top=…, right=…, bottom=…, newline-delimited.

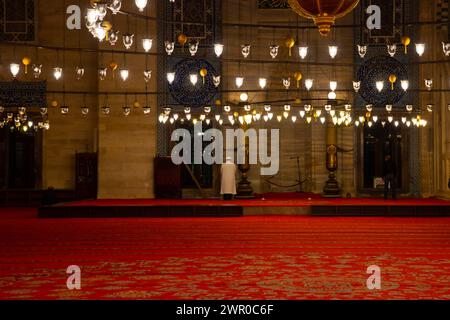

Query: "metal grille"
left=0, top=0, right=36, bottom=42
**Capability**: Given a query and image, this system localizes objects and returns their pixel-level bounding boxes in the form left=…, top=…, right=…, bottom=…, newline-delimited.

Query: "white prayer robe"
left=220, top=162, right=237, bottom=195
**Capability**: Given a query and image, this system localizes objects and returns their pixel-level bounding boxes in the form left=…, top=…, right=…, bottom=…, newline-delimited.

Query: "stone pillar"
left=323, top=122, right=341, bottom=197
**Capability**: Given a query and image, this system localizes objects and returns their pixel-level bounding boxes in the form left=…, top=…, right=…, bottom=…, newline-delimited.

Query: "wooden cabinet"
left=75, top=153, right=97, bottom=200
left=154, top=157, right=181, bottom=199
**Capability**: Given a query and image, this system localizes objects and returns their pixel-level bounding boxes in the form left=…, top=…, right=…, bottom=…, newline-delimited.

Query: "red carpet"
left=1, top=208, right=450, bottom=299
left=61, top=197, right=450, bottom=207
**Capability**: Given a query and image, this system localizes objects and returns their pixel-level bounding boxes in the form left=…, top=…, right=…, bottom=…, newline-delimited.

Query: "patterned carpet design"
left=1, top=208, right=450, bottom=299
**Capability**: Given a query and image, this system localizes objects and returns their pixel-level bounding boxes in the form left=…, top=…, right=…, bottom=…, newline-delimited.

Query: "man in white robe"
left=221, top=157, right=237, bottom=200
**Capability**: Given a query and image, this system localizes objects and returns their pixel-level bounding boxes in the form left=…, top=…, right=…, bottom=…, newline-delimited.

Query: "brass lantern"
left=288, top=0, right=360, bottom=36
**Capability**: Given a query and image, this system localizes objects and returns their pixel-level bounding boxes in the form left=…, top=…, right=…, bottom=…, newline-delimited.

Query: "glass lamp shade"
left=123, top=33, right=134, bottom=49
left=328, top=46, right=338, bottom=58
left=119, top=69, right=129, bottom=81
left=258, top=78, right=267, bottom=89
left=401, top=80, right=409, bottom=91
left=304, top=79, right=313, bottom=90
left=214, top=44, right=224, bottom=57
left=298, top=46, right=308, bottom=59
left=357, top=44, right=367, bottom=58
left=376, top=81, right=384, bottom=92
left=329, top=81, right=337, bottom=91
left=53, top=67, right=63, bottom=80
left=190, top=74, right=198, bottom=86
left=142, top=38, right=153, bottom=52
left=135, top=0, right=148, bottom=12
left=108, top=0, right=122, bottom=14
left=328, top=91, right=337, bottom=100
left=167, top=72, right=175, bottom=84
left=235, top=77, right=244, bottom=88
left=415, top=43, right=425, bottom=56
left=269, top=45, right=279, bottom=59
left=387, top=44, right=397, bottom=57
left=239, top=93, right=248, bottom=102
left=10, top=63, right=20, bottom=78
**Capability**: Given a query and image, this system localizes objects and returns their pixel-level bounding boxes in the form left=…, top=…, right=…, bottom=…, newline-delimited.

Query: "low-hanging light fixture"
left=328, top=45, right=338, bottom=59
left=376, top=81, right=384, bottom=92
left=190, top=74, right=198, bottom=86
left=235, top=77, right=244, bottom=88
left=135, top=0, right=148, bottom=12
left=142, top=38, right=153, bottom=52
left=120, top=69, right=129, bottom=81
left=415, top=43, right=425, bottom=56
left=10, top=63, right=20, bottom=78
left=167, top=72, right=175, bottom=84
left=214, top=44, right=224, bottom=57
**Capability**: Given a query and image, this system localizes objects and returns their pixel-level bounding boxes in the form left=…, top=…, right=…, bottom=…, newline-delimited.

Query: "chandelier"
left=288, top=0, right=360, bottom=36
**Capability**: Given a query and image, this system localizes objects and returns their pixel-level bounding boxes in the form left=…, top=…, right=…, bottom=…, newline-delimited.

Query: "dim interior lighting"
left=240, top=92, right=248, bottom=102
left=214, top=43, right=224, bottom=57
left=415, top=43, right=425, bottom=56
left=372, top=115, right=378, bottom=123
left=120, top=69, right=129, bottom=81
left=142, top=38, right=153, bottom=52
left=10, top=63, right=20, bottom=78
left=388, top=116, right=394, bottom=123
left=135, top=0, right=148, bottom=12
left=167, top=72, right=175, bottom=84
left=53, top=67, right=63, bottom=80
left=235, top=77, right=244, bottom=88
left=320, top=117, right=326, bottom=124
left=291, top=116, right=297, bottom=123
left=305, top=79, right=313, bottom=91
left=299, top=110, right=306, bottom=118
left=355, top=120, right=360, bottom=127
left=259, top=78, right=267, bottom=89
left=376, top=81, right=384, bottom=92
left=328, top=45, right=338, bottom=59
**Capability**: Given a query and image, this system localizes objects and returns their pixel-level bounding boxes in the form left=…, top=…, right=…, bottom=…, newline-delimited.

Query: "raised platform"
left=37, top=196, right=450, bottom=218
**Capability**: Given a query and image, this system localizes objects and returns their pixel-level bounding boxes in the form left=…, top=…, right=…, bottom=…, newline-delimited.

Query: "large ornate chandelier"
left=288, top=0, right=360, bottom=36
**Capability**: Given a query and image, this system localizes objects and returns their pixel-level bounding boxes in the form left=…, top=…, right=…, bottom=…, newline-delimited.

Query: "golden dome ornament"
left=109, top=62, right=118, bottom=78
left=288, top=0, right=360, bottom=36
left=133, top=99, right=140, bottom=108
left=22, top=57, right=31, bottom=74
left=389, top=74, right=397, bottom=90
left=294, top=71, right=303, bottom=88
left=285, top=37, right=295, bottom=56
left=178, top=33, right=187, bottom=51
left=51, top=100, right=58, bottom=107
left=199, top=68, right=208, bottom=84
left=402, top=36, right=411, bottom=54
